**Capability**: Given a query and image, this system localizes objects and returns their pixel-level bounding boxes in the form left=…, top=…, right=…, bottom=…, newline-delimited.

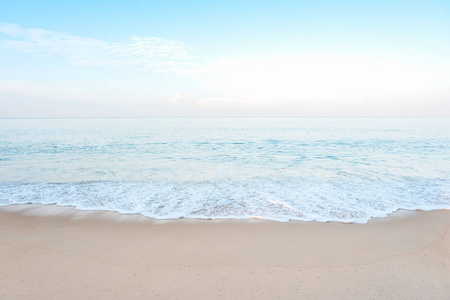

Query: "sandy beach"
left=0, top=204, right=449, bottom=299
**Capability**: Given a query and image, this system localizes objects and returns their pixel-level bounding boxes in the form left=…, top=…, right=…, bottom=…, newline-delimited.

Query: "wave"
left=1, top=179, right=448, bottom=223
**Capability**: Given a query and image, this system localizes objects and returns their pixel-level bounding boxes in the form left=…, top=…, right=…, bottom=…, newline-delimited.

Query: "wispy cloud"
left=167, top=93, right=182, bottom=105
left=0, top=80, right=115, bottom=102
left=0, top=23, right=195, bottom=72
left=197, top=97, right=269, bottom=108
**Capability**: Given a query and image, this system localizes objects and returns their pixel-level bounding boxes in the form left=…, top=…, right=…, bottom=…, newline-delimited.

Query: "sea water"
left=0, top=117, right=449, bottom=223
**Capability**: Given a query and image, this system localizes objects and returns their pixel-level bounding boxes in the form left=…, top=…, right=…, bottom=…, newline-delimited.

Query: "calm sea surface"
left=0, top=118, right=449, bottom=222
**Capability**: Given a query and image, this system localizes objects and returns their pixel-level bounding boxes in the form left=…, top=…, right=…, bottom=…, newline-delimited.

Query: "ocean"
left=0, top=117, right=449, bottom=223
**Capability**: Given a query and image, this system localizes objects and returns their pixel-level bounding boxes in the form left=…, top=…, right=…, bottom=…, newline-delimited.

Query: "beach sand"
left=0, top=204, right=449, bottom=299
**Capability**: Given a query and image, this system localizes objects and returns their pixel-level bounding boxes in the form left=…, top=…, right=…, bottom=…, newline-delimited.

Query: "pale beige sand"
left=0, top=204, right=449, bottom=299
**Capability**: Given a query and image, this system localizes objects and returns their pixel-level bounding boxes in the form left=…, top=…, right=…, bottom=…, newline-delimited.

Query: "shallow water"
left=0, top=117, right=449, bottom=222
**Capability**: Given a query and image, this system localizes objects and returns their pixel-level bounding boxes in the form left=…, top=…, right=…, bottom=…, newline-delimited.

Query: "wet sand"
left=0, top=204, right=449, bottom=299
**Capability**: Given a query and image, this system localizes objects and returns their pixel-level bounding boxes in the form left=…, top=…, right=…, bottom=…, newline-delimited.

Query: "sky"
left=0, top=0, right=449, bottom=117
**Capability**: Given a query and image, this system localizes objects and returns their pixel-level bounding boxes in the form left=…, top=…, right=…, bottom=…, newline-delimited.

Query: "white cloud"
left=0, top=80, right=119, bottom=103
left=196, top=56, right=450, bottom=102
left=197, top=97, right=269, bottom=108
left=167, top=93, right=182, bottom=105
left=186, top=55, right=450, bottom=116
left=0, top=23, right=195, bottom=72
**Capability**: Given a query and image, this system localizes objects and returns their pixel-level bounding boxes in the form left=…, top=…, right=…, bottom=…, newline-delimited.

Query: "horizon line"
left=1, top=116, right=449, bottom=120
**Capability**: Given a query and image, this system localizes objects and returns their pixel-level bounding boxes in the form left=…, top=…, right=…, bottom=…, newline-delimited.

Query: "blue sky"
left=0, top=0, right=449, bottom=117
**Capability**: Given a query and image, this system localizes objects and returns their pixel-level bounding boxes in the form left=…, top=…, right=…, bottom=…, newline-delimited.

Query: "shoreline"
left=1, top=204, right=449, bottom=299
left=0, top=202, right=434, bottom=224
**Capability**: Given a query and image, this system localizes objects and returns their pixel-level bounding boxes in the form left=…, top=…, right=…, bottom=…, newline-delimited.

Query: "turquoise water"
left=0, top=117, right=449, bottom=222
